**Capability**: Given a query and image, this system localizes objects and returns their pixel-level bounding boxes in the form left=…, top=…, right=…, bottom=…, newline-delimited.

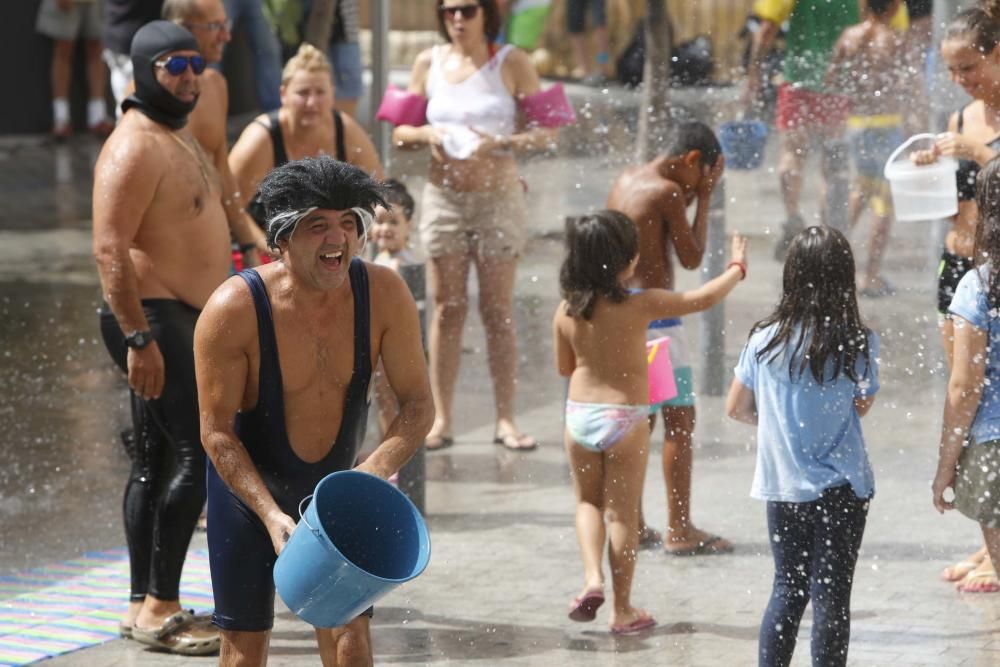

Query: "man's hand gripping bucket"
left=273, top=470, right=431, bottom=628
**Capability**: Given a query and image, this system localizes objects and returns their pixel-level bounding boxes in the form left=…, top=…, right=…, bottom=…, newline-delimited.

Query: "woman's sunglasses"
left=154, top=54, right=208, bottom=76
left=439, top=3, right=480, bottom=20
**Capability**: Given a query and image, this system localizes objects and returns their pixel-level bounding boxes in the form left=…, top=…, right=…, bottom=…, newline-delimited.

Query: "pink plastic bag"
left=375, top=84, right=428, bottom=127
left=646, top=336, right=678, bottom=405
left=521, top=83, right=576, bottom=128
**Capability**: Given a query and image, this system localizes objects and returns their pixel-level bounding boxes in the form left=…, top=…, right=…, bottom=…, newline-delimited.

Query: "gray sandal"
left=131, top=610, right=220, bottom=655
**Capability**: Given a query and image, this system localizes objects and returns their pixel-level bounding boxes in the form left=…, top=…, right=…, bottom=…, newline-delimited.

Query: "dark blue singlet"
left=207, top=259, right=372, bottom=632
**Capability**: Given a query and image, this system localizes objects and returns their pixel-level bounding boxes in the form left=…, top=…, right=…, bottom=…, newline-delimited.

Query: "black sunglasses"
left=439, top=3, right=480, bottom=20
left=154, top=54, right=207, bottom=76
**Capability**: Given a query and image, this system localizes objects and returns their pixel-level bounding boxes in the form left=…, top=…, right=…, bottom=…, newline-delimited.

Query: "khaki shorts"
left=37, top=0, right=103, bottom=41
left=419, top=182, right=527, bottom=259
left=954, top=439, right=1000, bottom=528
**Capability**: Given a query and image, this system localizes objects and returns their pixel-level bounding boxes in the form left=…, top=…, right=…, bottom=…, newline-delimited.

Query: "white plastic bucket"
left=883, top=133, right=958, bottom=221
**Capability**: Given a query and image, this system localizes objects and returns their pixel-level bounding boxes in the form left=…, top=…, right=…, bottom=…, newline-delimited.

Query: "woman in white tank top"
left=393, top=0, right=557, bottom=451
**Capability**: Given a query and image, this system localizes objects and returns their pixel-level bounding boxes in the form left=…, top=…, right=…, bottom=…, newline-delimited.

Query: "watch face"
left=127, top=331, right=150, bottom=348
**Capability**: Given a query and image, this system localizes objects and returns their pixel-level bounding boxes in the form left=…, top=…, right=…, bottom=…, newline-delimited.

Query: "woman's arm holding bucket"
left=195, top=278, right=297, bottom=554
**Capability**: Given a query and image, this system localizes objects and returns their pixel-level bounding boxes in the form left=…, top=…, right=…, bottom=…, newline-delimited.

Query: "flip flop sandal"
left=638, top=526, right=663, bottom=550
left=493, top=433, right=537, bottom=451
left=941, top=559, right=982, bottom=582
left=610, top=612, right=657, bottom=636
left=568, top=589, right=605, bottom=622
left=956, top=568, right=1000, bottom=594
left=664, top=534, right=734, bottom=557
left=119, top=622, right=133, bottom=639
left=425, top=435, right=454, bottom=451
left=132, top=610, right=220, bottom=655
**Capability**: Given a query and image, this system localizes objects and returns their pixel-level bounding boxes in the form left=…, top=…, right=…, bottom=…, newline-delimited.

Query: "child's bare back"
left=828, top=18, right=905, bottom=116
left=555, top=293, right=660, bottom=406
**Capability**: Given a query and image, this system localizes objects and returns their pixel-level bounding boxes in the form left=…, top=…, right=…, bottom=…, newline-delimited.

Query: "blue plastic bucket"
left=273, top=470, right=431, bottom=628
left=719, top=120, right=769, bottom=170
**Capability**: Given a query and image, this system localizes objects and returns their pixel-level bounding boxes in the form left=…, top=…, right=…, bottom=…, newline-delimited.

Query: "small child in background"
left=553, top=210, right=747, bottom=635
left=825, top=0, right=910, bottom=296
left=726, top=226, right=879, bottom=667
left=372, top=179, right=419, bottom=272
left=372, top=178, right=421, bottom=435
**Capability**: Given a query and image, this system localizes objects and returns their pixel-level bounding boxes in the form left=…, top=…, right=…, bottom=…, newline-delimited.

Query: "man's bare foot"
left=956, top=556, right=1000, bottom=593
left=664, top=526, right=733, bottom=556
left=941, top=546, right=988, bottom=582
left=120, top=600, right=143, bottom=637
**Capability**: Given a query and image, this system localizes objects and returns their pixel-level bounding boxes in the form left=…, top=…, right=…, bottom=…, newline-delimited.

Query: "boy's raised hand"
left=730, top=232, right=748, bottom=271
left=698, top=155, right=726, bottom=200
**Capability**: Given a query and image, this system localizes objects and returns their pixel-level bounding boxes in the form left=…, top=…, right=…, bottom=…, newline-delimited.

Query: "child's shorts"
left=647, top=317, right=695, bottom=411
left=37, top=0, right=103, bottom=41
left=775, top=83, right=849, bottom=132
left=954, top=439, right=1000, bottom=528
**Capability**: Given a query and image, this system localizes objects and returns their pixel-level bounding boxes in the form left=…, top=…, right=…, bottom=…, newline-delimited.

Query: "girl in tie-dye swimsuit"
left=552, top=211, right=748, bottom=635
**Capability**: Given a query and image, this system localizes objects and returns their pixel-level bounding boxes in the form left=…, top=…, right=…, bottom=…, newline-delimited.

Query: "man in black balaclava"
left=92, top=18, right=231, bottom=657
left=122, top=20, right=200, bottom=128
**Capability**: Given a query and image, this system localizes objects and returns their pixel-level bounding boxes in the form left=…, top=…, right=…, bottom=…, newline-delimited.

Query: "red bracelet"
left=727, top=261, right=746, bottom=281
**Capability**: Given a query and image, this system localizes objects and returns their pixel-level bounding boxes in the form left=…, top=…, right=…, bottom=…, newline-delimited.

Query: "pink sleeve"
left=375, top=84, right=428, bottom=127
left=520, top=83, right=576, bottom=128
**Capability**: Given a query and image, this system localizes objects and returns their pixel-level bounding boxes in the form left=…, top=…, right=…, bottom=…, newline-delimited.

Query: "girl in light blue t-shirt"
left=726, top=226, right=879, bottom=667
left=933, top=156, right=1000, bottom=593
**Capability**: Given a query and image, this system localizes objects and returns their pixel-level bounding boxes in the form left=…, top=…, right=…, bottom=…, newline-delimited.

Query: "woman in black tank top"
left=229, top=43, right=384, bottom=228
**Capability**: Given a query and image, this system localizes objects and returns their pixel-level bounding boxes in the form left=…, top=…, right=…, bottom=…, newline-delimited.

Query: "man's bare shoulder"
left=365, top=260, right=411, bottom=301
left=96, top=116, right=167, bottom=178
left=199, top=274, right=258, bottom=340
left=836, top=23, right=867, bottom=51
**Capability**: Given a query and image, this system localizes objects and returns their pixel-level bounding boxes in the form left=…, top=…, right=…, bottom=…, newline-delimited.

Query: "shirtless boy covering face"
left=606, top=121, right=732, bottom=556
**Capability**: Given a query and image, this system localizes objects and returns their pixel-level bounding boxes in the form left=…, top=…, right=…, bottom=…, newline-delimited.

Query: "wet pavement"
left=2, top=82, right=1000, bottom=665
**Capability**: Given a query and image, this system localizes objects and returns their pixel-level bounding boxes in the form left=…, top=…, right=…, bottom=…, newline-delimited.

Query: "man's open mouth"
left=319, top=250, right=345, bottom=269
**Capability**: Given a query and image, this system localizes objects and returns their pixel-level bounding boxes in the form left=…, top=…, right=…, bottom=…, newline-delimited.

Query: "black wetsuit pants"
left=100, top=299, right=205, bottom=602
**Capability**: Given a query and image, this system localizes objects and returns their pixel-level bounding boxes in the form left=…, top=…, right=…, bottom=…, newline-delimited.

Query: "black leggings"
left=100, top=300, right=205, bottom=602
left=759, top=484, right=869, bottom=667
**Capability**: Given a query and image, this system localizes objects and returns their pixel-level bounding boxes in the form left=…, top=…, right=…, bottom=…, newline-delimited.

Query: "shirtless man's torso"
left=92, top=21, right=229, bottom=654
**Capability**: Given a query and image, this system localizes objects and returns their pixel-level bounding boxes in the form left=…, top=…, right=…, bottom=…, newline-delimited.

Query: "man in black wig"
left=195, top=156, right=433, bottom=665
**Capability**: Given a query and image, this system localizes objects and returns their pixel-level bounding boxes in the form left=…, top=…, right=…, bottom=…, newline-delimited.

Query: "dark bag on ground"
left=616, top=19, right=715, bottom=88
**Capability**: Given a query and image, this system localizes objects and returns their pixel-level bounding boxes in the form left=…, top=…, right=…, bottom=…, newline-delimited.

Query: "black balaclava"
left=122, top=21, right=200, bottom=129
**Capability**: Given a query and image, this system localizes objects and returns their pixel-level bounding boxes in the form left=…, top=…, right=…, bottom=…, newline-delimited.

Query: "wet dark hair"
left=382, top=178, right=415, bottom=219
left=752, top=226, right=873, bottom=385
left=974, top=156, right=1000, bottom=307
left=945, top=0, right=1000, bottom=54
left=257, top=156, right=387, bottom=249
left=662, top=121, right=722, bottom=167
left=436, top=0, right=502, bottom=44
left=867, top=0, right=896, bottom=17
left=559, top=210, right=638, bottom=320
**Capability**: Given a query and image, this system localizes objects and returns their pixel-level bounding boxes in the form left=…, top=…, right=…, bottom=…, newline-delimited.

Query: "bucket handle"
left=884, top=133, right=938, bottom=176
left=298, top=494, right=321, bottom=536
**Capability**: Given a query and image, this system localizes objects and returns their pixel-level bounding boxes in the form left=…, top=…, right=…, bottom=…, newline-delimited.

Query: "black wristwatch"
left=124, top=330, right=153, bottom=350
